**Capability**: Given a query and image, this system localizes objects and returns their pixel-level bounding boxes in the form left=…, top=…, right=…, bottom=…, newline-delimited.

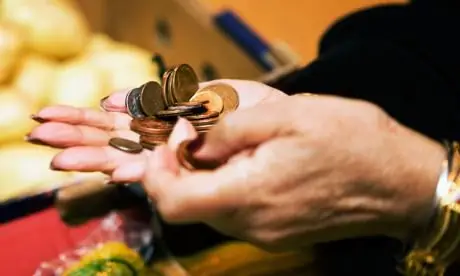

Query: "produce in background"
left=0, top=89, right=36, bottom=144
left=13, top=53, right=57, bottom=107
left=2, top=0, right=90, bottom=59
left=0, top=0, right=160, bottom=202
left=49, top=59, right=109, bottom=108
left=63, top=242, right=146, bottom=276
left=0, top=22, right=24, bottom=83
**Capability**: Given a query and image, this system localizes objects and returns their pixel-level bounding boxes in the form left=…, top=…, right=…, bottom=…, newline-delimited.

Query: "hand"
left=26, top=80, right=286, bottom=180
left=139, top=94, right=446, bottom=251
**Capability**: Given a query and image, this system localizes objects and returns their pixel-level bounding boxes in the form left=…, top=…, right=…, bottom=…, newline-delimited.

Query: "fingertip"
left=104, top=89, right=130, bottom=110
left=168, top=118, right=197, bottom=150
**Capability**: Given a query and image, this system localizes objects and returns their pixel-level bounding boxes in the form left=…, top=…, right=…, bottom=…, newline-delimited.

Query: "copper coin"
left=171, top=64, right=199, bottom=103
left=167, top=103, right=206, bottom=113
left=155, top=109, right=195, bottom=119
left=189, top=117, right=219, bottom=126
left=193, top=124, right=214, bottom=132
left=130, top=118, right=174, bottom=130
left=197, top=84, right=239, bottom=113
left=108, top=137, right=143, bottom=154
left=184, top=110, right=219, bottom=121
left=125, top=87, right=146, bottom=118
left=176, top=137, right=220, bottom=170
left=140, top=135, right=168, bottom=145
left=190, top=90, right=224, bottom=113
left=140, top=81, right=166, bottom=116
left=140, top=142, right=163, bottom=150
left=162, top=69, right=175, bottom=107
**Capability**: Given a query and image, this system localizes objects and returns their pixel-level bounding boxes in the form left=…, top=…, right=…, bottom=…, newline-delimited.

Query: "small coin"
left=168, top=103, right=206, bottom=113
left=155, top=109, right=195, bottom=119
left=125, top=87, right=146, bottom=118
left=199, top=84, right=239, bottom=114
left=185, top=110, right=219, bottom=121
left=173, top=101, right=208, bottom=107
left=189, top=116, right=219, bottom=126
left=109, top=137, right=143, bottom=154
left=130, top=118, right=174, bottom=134
left=190, top=90, right=224, bottom=113
left=140, top=81, right=166, bottom=116
left=162, top=69, right=175, bottom=107
left=172, top=64, right=199, bottom=103
left=177, top=136, right=220, bottom=170
left=140, top=135, right=169, bottom=145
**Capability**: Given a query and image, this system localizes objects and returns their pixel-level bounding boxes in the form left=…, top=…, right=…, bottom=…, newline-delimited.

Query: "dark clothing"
left=271, top=0, right=460, bottom=275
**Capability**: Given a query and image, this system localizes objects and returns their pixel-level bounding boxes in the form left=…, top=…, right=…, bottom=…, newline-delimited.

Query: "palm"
left=29, top=80, right=285, bottom=180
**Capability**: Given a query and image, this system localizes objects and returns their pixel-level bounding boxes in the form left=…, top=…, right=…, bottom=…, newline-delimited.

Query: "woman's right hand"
left=26, top=79, right=286, bottom=182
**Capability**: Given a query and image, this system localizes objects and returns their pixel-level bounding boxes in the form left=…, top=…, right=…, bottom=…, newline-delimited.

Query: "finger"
left=35, top=105, right=131, bottom=131
left=102, top=89, right=130, bottom=112
left=111, top=160, right=146, bottom=183
left=28, top=122, right=138, bottom=148
left=193, top=102, right=290, bottom=162
left=51, top=146, right=147, bottom=173
left=143, top=146, right=246, bottom=223
left=167, top=117, right=197, bottom=151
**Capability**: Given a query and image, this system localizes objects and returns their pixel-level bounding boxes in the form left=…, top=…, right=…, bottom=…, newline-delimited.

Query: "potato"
left=0, top=142, right=71, bottom=201
left=3, top=0, right=90, bottom=59
left=49, top=60, right=109, bottom=108
left=85, top=44, right=161, bottom=91
left=0, top=88, right=36, bottom=144
left=0, top=22, right=25, bottom=83
left=13, top=54, right=57, bottom=107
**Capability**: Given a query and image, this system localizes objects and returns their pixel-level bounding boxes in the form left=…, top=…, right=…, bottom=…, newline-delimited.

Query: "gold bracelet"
left=402, top=142, right=460, bottom=276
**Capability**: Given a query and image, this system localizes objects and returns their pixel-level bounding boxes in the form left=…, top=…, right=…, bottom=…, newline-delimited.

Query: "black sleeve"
left=271, top=1, right=460, bottom=142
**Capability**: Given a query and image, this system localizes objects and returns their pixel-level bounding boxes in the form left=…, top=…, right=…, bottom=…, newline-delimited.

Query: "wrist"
left=378, top=125, right=446, bottom=241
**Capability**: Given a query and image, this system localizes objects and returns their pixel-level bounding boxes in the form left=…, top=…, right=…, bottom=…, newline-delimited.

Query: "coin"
left=177, top=136, right=220, bottom=170
left=200, top=84, right=239, bottom=113
left=125, top=87, right=146, bottom=118
left=155, top=109, right=195, bottom=119
left=162, top=69, right=175, bottom=106
left=140, top=135, right=168, bottom=145
left=140, top=81, right=166, bottom=116
left=190, top=90, right=224, bottom=113
left=109, top=137, right=143, bottom=154
left=167, top=103, right=206, bottom=113
left=189, top=116, right=219, bottom=126
left=130, top=118, right=174, bottom=134
left=171, top=64, right=199, bottom=103
left=184, top=110, right=219, bottom=121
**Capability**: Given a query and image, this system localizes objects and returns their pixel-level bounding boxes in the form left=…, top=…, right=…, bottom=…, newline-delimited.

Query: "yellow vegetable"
left=63, top=242, right=146, bottom=276
left=0, top=142, right=71, bottom=201
left=0, top=88, right=36, bottom=144
left=86, top=44, right=160, bottom=91
left=13, top=54, right=57, bottom=107
left=49, top=60, right=109, bottom=108
left=3, top=0, right=90, bottom=59
left=0, top=22, right=25, bottom=83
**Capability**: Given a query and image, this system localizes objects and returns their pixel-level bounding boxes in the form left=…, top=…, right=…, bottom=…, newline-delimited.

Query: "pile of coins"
left=108, top=64, right=239, bottom=170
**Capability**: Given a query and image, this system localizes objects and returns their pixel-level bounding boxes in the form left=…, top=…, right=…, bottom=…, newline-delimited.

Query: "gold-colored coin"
left=171, top=64, right=199, bottom=103
left=197, top=83, right=239, bottom=114
left=139, top=81, right=165, bottom=116
left=162, top=69, right=175, bottom=107
left=176, top=136, right=220, bottom=170
left=190, top=90, right=224, bottom=113
left=108, top=137, right=143, bottom=154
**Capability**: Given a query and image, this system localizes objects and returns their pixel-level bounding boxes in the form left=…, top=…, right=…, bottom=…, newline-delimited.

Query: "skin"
left=27, top=79, right=445, bottom=251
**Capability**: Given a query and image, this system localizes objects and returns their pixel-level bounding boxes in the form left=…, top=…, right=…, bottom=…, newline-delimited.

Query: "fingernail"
left=187, top=133, right=206, bottom=153
left=99, top=95, right=110, bottom=111
left=30, top=114, right=48, bottom=123
left=49, top=163, right=63, bottom=171
left=24, top=134, right=49, bottom=146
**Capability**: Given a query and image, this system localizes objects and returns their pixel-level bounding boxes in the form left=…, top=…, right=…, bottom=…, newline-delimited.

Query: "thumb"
left=194, top=103, right=288, bottom=162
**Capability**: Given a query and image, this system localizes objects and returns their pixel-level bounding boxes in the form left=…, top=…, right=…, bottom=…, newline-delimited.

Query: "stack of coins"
left=108, top=63, right=239, bottom=170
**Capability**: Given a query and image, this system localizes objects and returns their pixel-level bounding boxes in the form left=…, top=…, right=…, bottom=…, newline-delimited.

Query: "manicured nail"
left=49, top=163, right=63, bottom=171
left=99, top=95, right=110, bottom=111
left=24, top=134, right=48, bottom=146
left=30, top=114, right=48, bottom=123
left=187, top=133, right=206, bottom=153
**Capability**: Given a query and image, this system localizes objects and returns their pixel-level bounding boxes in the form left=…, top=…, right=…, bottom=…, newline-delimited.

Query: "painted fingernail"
left=99, top=95, right=110, bottom=111
left=30, top=114, right=48, bottom=123
left=49, top=163, right=63, bottom=171
left=187, top=133, right=206, bottom=153
left=24, top=134, right=49, bottom=146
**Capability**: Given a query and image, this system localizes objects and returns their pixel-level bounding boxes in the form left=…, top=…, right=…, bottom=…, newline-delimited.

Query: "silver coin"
left=125, top=87, right=146, bottom=118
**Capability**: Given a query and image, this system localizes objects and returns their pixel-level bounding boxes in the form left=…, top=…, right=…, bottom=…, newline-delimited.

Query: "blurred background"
left=0, top=0, right=406, bottom=275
